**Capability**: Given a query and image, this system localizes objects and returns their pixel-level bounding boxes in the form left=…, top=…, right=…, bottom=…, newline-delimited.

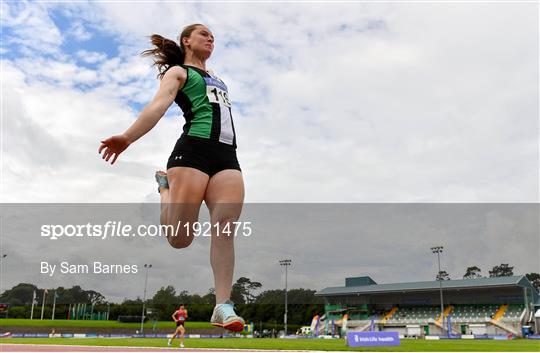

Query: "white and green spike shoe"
left=210, top=300, right=245, bottom=332
left=155, top=171, right=169, bottom=193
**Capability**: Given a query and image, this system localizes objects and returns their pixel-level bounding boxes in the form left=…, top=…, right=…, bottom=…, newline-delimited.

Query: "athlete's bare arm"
left=98, top=66, right=187, bottom=164
left=172, top=310, right=179, bottom=321
left=123, top=66, right=187, bottom=144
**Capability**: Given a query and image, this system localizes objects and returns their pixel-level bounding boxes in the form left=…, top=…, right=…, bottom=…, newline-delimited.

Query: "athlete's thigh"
left=166, top=167, right=209, bottom=228
left=167, top=166, right=209, bottom=203
left=204, top=170, right=244, bottom=222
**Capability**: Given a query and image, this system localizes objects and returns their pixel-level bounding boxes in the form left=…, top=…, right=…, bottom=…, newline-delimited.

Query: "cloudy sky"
left=1, top=2, right=538, bottom=302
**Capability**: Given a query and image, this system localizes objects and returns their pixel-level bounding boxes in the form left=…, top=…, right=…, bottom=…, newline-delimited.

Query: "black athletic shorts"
left=167, top=135, right=241, bottom=177
left=176, top=321, right=184, bottom=327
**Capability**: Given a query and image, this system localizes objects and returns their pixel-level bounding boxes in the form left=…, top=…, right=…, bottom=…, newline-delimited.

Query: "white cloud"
left=2, top=1, right=63, bottom=56
left=76, top=49, right=106, bottom=64
left=2, top=2, right=537, bottom=204
left=68, top=21, right=92, bottom=41
left=1, top=63, right=175, bottom=202
left=17, top=57, right=99, bottom=87
left=1, top=2, right=538, bottom=298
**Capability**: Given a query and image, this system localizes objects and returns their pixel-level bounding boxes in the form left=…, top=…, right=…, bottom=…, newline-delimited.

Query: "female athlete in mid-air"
left=98, top=24, right=245, bottom=332
left=168, top=305, right=188, bottom=347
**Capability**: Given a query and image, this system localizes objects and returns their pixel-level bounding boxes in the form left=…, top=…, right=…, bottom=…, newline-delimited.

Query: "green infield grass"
left=0, top=318, right=213, bottom=329
left=1, top=337, right=539, bottom=351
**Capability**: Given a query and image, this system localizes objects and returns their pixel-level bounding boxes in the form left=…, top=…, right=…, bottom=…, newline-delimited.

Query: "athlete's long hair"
left=141, top=24, right=203, bottom=80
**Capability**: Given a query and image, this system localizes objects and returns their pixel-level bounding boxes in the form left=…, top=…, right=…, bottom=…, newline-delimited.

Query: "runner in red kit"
left=168, top=305, right=188, bottom=348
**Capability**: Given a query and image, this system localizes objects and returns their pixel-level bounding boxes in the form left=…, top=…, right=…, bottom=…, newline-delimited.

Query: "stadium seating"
left=322, top=303, right=526, bottom=335
left=385, top=306, right=441, bottom=324
left=500, top=304, right=525, bottom=323
left=381, top=304, right=524, bottom=325
left=450, top=304, right=498, bottom=323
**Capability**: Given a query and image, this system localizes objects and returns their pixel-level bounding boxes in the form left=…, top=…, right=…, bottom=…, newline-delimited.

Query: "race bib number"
left=205, top=76, right=231, bottom=108
left=178, top=316, right=185, bottom=321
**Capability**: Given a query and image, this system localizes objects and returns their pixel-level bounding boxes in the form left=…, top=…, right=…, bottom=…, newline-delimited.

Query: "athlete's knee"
left=167, top=233, right=195, bottom=249
left=163, top=223, right=195, bottom=249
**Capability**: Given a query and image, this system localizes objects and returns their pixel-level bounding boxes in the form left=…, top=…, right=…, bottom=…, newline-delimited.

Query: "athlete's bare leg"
left=179, top=325, right=186, bottom=347
left=168, top=326, right=181, bottom=345
left=161, top=167, right=209, bottom=248
left=204, top=170, right=244, bottom=304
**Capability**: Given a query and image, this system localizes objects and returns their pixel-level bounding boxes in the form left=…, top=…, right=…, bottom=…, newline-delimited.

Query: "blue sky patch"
left=49, top=7, right=118, bottom=69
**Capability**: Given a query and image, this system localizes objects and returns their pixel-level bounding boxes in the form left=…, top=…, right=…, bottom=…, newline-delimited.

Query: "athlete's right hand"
left=98, top=134, right=131, bottom=165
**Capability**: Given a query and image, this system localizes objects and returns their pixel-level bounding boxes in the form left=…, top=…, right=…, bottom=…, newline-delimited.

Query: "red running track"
left=1, top=344, right=300, bottom=352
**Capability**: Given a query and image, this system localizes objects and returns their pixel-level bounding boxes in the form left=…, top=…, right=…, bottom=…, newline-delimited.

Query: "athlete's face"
left=184, top=26, right=214, bottom=59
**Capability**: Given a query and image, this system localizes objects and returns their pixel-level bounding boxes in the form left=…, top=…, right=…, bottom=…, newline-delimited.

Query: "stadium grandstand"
left=314, top=275, right=539, bottom=338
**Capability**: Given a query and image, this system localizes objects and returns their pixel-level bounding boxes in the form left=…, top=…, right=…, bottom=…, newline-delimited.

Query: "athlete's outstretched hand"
left=98, top=134, right=131, bottom=165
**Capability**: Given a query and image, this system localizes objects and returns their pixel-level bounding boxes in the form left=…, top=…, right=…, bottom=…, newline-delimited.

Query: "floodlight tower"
left=279, top=259, right=292, bottom=336
left=431, top=246, right=445, bottom=335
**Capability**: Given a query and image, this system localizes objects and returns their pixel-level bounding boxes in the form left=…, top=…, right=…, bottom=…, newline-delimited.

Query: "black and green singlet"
left=174, top=65, right=236, bottom=147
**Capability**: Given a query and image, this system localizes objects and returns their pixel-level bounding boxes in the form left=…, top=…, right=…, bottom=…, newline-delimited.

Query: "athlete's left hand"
left=98, top=134, right=131, bottom=164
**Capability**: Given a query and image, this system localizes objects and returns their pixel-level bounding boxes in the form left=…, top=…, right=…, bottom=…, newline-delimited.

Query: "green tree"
left=236, top=277, right=262, bottom=303
left=60, top=285, right=90, bottom=303
left=489, top=263, right=514, bottom=277
left=230, top=277, right=263, bottom=304
left=0, top=283, right=37, bottom=306
left=185, top=294, right=205, bottom=304
left=201, top=288, right=215, bottom=305
left=87, top=290, right=105, bottom=305
left=49, top=286, right=105, bottom=306
left=231, top=282, right=246, bottom=304
left=463, top=266, right=482, bottom=279
left=122, top=297, right=143, bottom=305
left=152, top=286, right=177, bottom=305
left=526, top=273, right=540, bottom=292
left=436, top=271, right=450, bottom=281
left=247, top=288, right=323, bottom=327
left=287, top=289, right=323, bottom=304
left=255, top=289, right=284, bottom=304
left=149, top=286, right=179, bottom=322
